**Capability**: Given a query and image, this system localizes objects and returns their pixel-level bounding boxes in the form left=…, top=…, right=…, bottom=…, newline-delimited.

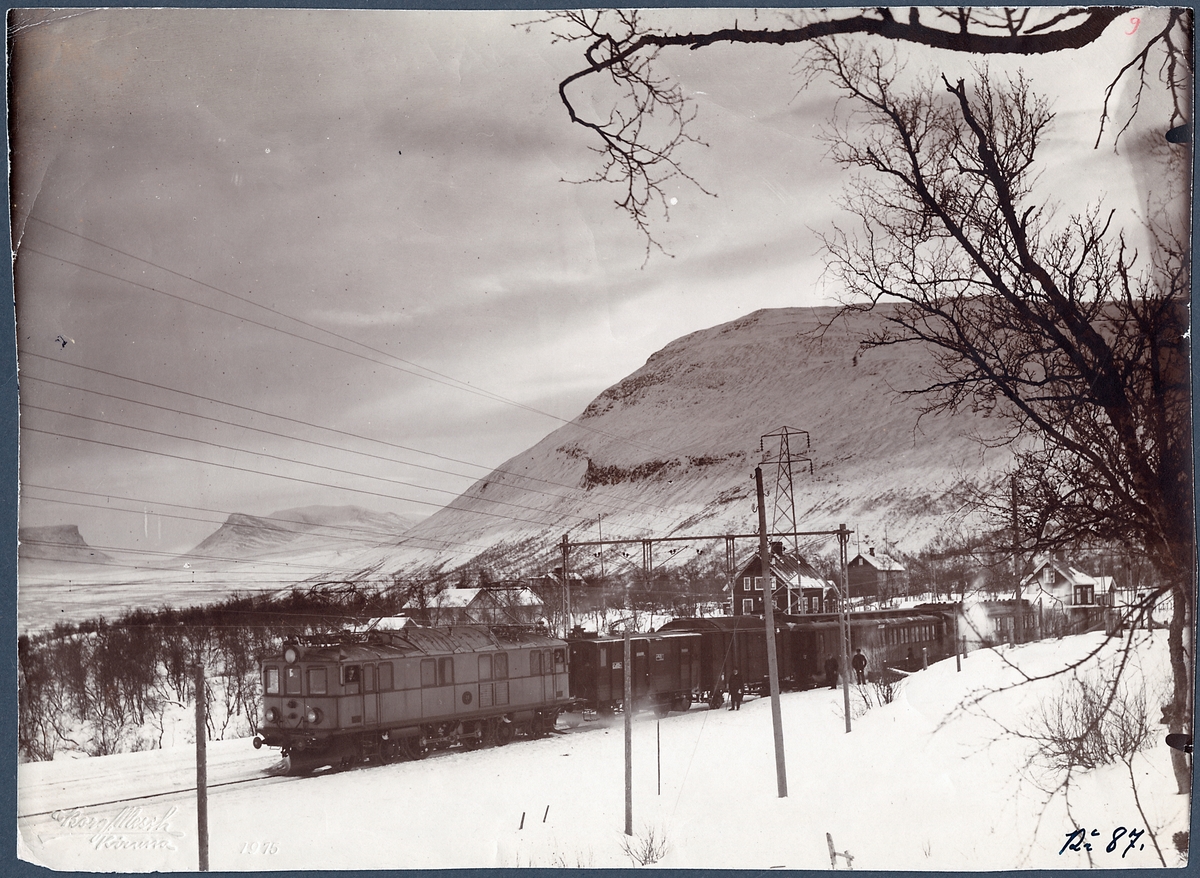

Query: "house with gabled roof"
left=728, top=542, right=831, bottom=616
left=404, top=585, right=544, bottom=626
left=847, top=547, right=906, bottom=599
left=1020, top=557, right=1100, bottom=609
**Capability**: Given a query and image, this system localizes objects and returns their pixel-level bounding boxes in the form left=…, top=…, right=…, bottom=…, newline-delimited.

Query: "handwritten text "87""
left=1060, top=827, right=1145, bottom=857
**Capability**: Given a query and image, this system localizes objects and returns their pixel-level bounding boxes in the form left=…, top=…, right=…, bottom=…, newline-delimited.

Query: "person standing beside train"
left=824, top=655, right=838, bottom=690
left=729, top=670, right=744, bottom=710
left=852, top=648, right=867, bottom=684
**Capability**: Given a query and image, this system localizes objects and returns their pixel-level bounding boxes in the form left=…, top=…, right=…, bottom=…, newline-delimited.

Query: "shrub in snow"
left=620, top=824, right=669, bottom=866
left=1026, top=672, right=1155, bottom=773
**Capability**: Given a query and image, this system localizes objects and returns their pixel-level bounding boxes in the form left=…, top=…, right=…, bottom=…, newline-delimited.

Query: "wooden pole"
left=624, top=626, right=633, bottom=835
left=838, top=524, right=852, bottom=734
left=755, top=467, right=787, bottom=797
left=194, top=665, right=209, bottom=872
left=561, top=533, right=572, bottom=635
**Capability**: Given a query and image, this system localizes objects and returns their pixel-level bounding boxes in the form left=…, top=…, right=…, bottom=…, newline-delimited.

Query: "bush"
left=621, top=824, right=669, bottom=866
left=1027, top=672, right=1154, bottom=773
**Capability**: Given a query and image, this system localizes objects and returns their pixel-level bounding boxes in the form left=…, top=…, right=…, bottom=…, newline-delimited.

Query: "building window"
left=1075, top=585, right=1094, bottom=605
left=742, top=598, right=755, bottom=614
left=754, top=577, right=763, bottom=591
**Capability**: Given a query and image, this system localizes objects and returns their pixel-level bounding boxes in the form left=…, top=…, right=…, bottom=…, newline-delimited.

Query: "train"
left=659, top=607, right=951, bottom=704
left=253, top=606, right=955, bottom=773
left=254, top=624, right=570, bottom=774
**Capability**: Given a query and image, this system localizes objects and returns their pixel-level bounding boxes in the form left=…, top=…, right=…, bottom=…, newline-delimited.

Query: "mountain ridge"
left=323, top=305, right=1014, bottom=584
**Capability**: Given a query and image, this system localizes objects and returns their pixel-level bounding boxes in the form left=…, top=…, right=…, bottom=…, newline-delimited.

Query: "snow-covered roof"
left=850, top=550, right=905, bottom=572
left=1020, top=557, right=1097, bottom=589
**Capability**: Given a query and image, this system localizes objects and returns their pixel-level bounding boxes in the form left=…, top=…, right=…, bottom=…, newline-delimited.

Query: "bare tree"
left=545, top=6, right=1193, bottom=795
left=812, top=47, right=1192, bottom=793
left=543, top=7, right=1190, bottom=248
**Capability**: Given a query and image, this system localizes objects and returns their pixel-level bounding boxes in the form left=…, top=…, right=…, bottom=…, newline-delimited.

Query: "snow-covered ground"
left=18, top=630, right=1190, bottom=871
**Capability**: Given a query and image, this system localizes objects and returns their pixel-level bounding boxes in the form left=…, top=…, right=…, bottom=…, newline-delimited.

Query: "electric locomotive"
left=254, top=625, right=570, bottom=774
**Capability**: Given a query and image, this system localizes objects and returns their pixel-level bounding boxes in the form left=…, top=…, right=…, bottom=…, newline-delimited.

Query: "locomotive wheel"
left=403, top=736, right=428, bottom=761
left=464, top=723, right=485, bottom=749
left=495, top=720, right=514, bottom=746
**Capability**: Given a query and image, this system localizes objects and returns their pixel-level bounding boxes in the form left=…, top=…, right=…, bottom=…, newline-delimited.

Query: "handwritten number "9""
left=1126, top=17, right=1141, bottom=35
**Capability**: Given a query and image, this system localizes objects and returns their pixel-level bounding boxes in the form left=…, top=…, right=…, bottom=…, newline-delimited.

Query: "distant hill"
left=180, top=505, right=418, bottom=568
left=321, top=305, right=1015, bottom=585
left=18, top=525, right=112, bottom=565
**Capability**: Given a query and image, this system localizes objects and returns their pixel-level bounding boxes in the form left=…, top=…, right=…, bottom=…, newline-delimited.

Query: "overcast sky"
left=11, top=7, right=1182, bottom=558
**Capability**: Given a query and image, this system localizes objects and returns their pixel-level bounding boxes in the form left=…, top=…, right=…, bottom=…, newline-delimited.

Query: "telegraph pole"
left=838, top=524, right=853, bottom=733
left=194, top=665, right=209, bottom=871
left=561, top=533, right=572, bottom=634
left=755, top=467, right=787, bottom=797
left=624, top=621, right=633, bottom=835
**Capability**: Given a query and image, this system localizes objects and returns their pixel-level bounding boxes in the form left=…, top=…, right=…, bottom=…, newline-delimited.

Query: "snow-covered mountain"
left=329, top=306, right=1015, bottom=584
left=180, top=505, right=418, bottom=568
left=18, top=524, right=113, bottom=565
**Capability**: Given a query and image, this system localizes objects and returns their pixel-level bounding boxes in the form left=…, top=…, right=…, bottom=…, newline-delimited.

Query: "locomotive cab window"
left=344, top=664, right=361, bottom=694
left=308, top=667, right=327, bottom=695
left=553, top=648, right=565, bottom=672
left=285, top=666, right=301, bottom=695
left=264, top=667, right=280, bottom=695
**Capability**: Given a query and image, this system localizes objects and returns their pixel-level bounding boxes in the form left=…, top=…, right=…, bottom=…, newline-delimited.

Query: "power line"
left=21, top=368, right=676, bottom=517
left=22, top=425, right=574, bottom=530
left=20, top=483, right=499, bottom=556
left=22, top=219, right=675, bottom=455
left=22, top=402, right=602, bottom=526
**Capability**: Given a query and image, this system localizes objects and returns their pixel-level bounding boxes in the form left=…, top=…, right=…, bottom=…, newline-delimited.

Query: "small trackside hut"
left=255, top=625, right=570, bottom=774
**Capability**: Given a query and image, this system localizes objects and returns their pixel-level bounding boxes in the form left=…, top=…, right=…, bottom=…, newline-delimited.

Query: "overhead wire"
left=22, top=216, right=678, bottom=455
left=20, top=367, right=678, bottom=517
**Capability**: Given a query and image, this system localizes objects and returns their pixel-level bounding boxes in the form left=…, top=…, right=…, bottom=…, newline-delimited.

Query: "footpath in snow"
left=17, top=630, right=1191, bottom=871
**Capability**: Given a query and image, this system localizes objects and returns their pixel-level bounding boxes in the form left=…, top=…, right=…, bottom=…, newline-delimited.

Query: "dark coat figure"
left=824, top=656, right=839, bottom=690
left=906, top=648, right=915, bottom=672
left=852, top=649, right=867, bottom=684
left=729, top=671, right=744, bottom=710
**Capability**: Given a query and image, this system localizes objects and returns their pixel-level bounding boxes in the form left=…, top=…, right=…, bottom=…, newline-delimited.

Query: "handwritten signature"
left=1060, top=826, right=1146, bottom=858
left=44, top=806, right=184, bottom=851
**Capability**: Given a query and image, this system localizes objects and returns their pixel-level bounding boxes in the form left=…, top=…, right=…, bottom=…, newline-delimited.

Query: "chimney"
left=869, top=547, right=876, bottom=557
left=771, top=541, right=784, bottom=556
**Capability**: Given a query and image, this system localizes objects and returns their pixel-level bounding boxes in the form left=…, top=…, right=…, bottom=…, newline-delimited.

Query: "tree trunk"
left=1166, top=583, right=1193, bottom=794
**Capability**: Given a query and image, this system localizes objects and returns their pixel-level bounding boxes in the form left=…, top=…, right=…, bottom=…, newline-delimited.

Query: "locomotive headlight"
left=305, top=706, right=322, bottom=724
left=265, top=707, right=280, bottom=723
left=284, top=646, right=299, bottom=664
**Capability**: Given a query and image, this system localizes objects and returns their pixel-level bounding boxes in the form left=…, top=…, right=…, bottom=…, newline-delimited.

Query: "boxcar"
left=568, top=631, right=700, bottom=715
left=256, top=625, right=570, bottom=773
